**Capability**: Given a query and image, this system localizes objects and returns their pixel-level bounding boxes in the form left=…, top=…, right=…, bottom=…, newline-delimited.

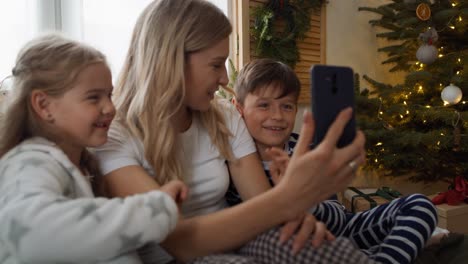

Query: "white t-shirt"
left=95, top=102, right=256, bottom=218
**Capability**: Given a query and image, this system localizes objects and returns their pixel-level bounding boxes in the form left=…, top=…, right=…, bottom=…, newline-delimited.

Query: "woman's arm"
left=103, top=165, right=162, bottom=195
left=104, top=166, right=295, bottom=261
left=103, top=109, right=366, bottom=261
left=103, top=151, right=323, bottom=260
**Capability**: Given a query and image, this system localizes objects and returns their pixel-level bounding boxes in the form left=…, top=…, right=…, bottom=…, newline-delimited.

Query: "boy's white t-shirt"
left=95, top=102, right=257, bottom=218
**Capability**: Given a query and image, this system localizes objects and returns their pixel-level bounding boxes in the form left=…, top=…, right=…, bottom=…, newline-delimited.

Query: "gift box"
left=343, top=187, right=401, bottom=213
left=429, top=194, right=468, bottom=234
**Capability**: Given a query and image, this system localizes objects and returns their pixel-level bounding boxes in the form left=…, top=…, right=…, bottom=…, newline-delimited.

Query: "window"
left=81, top=0, right=230, bottom=78
left=0, top=0, right=232, bottom=87
left=81, top=0, right=154, bottom=76
left=0, top=0, right=36, bottom=88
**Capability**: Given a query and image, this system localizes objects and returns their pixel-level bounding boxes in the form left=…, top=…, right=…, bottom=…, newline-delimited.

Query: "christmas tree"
left=356, top=0, right=468, bottom=184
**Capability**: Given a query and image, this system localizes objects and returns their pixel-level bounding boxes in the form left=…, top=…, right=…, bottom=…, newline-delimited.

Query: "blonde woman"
left=94, top=0, right=370, bottom=263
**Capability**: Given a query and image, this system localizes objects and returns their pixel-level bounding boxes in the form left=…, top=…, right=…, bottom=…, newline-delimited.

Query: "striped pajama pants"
left=310, top=194, right=437, bottom=264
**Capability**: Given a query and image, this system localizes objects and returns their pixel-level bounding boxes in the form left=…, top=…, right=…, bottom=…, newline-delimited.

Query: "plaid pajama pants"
left=189, top=226, right=375, bottom=264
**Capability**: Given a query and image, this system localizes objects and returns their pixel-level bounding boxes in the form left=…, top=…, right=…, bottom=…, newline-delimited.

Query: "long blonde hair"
left=114, top=0, right=234, bottom=184
left=0, top=34, right=107, bottom=189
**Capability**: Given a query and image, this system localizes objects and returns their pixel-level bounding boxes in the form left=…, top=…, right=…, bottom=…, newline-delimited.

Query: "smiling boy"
left=227, top=59, right=299, bottom=190
left=226, top=58, right=438, bottom=264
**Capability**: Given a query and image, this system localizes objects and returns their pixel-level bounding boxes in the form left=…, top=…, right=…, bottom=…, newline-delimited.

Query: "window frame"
left=1, top=0, right=235, bottom=88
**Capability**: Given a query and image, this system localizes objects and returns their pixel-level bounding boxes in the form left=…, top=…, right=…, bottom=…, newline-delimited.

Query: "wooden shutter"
left=235, top=0, right=326, bottom=104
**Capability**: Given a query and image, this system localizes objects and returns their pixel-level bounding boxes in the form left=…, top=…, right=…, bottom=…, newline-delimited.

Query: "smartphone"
left=310, top=65, right=356, bottom=148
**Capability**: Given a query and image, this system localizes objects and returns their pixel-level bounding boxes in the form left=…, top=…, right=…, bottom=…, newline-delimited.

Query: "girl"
left=0, top=34, right=187, bottom=264
left=94, top=0, right=372, bottom=263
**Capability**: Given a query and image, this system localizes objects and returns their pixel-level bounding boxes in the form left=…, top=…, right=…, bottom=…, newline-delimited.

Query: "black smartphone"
left=310, top=65, right=356, bottom=148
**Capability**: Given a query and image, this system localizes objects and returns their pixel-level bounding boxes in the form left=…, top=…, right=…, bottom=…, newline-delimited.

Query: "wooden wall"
left=239, top=0, right=326, bottom=104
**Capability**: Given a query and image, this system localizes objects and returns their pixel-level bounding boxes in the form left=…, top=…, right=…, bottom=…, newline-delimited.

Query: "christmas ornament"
left=441, top=83, right=463, bottom=105
left=416, top=3, right=431, bottom=21
left=416, top=44, right=438, bottom=64
left=419, top=28, right=438, bottom=44
left=416, top=28, right=438, bottom=64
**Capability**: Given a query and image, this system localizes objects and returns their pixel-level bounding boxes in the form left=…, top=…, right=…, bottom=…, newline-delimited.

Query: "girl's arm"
left=0, top=153, right=179, bottom=263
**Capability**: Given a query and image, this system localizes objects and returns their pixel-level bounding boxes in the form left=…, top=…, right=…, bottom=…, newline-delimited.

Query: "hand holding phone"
left=310, top=65, right=356, bottom=148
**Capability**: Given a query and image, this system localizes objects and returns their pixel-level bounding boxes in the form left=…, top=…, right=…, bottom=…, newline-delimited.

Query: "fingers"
left=273, top=109, right=367, bottom=219
left=266, top=147, right=289, bottom=162
left=291, top=214, right=317, bottom=255
left=325, top=230, right=336, bottom=241
left=310, top=221, right=328, bottom=247
left=178, top=183, right=189, bottom=203
left=269, top=162, right=282, bottom=186
left=161, top=180, right=189, bottom=204
left=292, top=111, right=315, bottom=157
left=332, top=154, right=366, bottom=193
left=267, top=147, right=290, bottom=185
left=279, top=218, right=301, bottom=244
left=338, top=130, right=366, bottom=164
left=335, top=131, right=366, bottom=180
left=318, top=107, right=353, bottom=150
left=281, top=214, right=337, bottom=255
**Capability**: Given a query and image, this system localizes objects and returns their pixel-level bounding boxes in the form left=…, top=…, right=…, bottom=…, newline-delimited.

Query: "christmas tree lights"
left=357, top=0, right=468, bottom=183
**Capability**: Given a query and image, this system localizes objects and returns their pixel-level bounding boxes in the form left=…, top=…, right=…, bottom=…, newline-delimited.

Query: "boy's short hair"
left=234, top=58, right=301, bottom=105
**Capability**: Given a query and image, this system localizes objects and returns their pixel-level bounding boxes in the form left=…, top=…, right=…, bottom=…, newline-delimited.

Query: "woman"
left=94, top=0, right=368, bottom=263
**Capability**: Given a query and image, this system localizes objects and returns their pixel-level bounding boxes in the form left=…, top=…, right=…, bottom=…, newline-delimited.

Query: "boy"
left=226, top=58, right=438, bottom=264
left=225, top=58, right=301, bottom=194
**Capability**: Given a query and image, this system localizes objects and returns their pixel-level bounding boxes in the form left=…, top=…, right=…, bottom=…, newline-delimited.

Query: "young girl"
left=94, top=0, right=373, bottom=263
left=0, top=34, right=188, bottom=263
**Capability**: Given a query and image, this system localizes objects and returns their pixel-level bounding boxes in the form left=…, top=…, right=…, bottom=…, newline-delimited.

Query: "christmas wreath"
left=251, top=0, right=325, bottom=67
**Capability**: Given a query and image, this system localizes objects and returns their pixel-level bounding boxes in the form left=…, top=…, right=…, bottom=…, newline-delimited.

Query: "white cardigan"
left=0, top=137, right=178, bottom=264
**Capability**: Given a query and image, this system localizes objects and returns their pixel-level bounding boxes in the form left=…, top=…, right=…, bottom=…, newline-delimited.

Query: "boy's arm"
left=227, top=152, right=272, bottom=200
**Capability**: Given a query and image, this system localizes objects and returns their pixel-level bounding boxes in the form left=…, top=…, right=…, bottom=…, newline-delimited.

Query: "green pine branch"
left=355, top=0, right=468, bottom=184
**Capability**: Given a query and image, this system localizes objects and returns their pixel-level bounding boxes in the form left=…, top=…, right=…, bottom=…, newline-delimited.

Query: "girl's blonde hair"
left=114, top=0, right=234, bottom=184
left=0, top=34, right=107, bottom=190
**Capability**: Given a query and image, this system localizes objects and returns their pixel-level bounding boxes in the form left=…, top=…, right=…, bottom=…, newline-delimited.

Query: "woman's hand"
left=265, top=147, right=290, bottom=185
left=160, top=180, right=189, bottom=205
left=279, top=213, right=335, bottom=255
left=276, top=108, right=366, bottom=219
